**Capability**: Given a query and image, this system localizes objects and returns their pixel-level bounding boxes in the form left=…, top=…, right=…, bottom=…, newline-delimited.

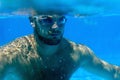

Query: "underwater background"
left=0, top=15, right=120, bottom=80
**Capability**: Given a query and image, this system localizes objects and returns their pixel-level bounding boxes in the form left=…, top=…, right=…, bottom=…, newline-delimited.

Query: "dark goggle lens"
left=38, top=16, right=67, bottom=25
left=39, top=17, right=53, bottom=25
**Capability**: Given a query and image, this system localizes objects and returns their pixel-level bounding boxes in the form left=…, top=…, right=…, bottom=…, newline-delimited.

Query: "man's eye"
left=44, top=17, right=53, bottom=23
left=59, top=17, right=67, bottom=24
left=39, top=17, right=53, bottom=24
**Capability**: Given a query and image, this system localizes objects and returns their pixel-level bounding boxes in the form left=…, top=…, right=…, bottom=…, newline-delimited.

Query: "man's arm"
left=79, top=45, right=120, bottom=80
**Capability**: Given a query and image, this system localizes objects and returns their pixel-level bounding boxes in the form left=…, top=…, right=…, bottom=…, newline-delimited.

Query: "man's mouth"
left=48, top=31, right=61, bottom=36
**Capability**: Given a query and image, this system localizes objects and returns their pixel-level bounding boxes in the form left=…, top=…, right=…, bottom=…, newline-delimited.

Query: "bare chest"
left=25, top=52, right=77, bottom=80
left=38, top=54, right=78, bottom=80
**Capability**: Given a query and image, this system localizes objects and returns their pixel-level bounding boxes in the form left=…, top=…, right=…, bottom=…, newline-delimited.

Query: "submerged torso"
left=0, top=34, right=83, bottom=80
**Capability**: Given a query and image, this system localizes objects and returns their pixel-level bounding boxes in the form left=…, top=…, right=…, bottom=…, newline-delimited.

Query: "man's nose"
left=51, top=22, right=58, bottom=29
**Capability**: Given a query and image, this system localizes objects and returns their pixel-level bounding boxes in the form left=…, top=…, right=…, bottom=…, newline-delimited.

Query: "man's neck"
left=36, top=42, right=60, bottom=57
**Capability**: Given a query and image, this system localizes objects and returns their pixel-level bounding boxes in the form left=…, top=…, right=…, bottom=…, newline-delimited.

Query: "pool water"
left=0, top=15, right=120, bottom=80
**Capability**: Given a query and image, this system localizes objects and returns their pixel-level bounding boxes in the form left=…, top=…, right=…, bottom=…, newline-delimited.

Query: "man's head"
left=29, top=15, right=67, bottom=45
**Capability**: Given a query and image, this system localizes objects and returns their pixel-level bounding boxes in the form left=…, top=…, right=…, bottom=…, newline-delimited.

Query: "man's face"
left=32, top=15, right=67, bottom=45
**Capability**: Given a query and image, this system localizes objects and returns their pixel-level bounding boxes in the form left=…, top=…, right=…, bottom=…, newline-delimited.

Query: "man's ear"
left=29, top=16, right=36, bottom=28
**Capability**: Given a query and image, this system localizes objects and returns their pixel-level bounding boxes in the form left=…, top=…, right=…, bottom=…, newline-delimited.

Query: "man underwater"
left=0, top=14, right=120, bottom=80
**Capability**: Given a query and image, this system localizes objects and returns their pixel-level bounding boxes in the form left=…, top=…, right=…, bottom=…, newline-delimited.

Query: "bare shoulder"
left=0, top=34, right=34, bottom=55
left=0, top=34, right=36, bottom=75
left=64, top=38, right=93, bottom=55
left=63, top=39, right=94, bottom=65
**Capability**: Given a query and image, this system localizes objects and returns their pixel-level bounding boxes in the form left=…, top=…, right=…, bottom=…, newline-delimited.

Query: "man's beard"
left=34, top=29, right=62, bottom=45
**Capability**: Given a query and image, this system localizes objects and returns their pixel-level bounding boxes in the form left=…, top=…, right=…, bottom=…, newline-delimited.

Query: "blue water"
left=1, top=0, right=120, bottom=17
left=0, top=15, right=120, bottom=80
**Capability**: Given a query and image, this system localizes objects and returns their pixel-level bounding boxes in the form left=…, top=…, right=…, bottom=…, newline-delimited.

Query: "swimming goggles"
left=34, top=15, right=67, bottom=26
